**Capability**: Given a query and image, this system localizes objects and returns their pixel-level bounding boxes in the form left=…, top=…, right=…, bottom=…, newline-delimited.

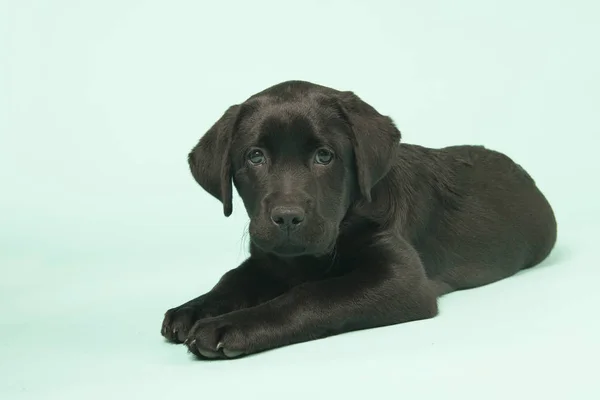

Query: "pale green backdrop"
left=1, top=0, right=598, bottom=399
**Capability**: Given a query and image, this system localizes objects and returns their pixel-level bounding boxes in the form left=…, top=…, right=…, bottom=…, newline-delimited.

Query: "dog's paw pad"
left=187, top=340, right=245, bottom=359
left=222, top=348, right=245, bottom=358
left=197, top=348, right=221, bottom=359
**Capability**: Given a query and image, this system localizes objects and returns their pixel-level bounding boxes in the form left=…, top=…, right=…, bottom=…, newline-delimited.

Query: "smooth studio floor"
left=2, top=222, right=598, bottom=399
left=2, top=1, right=599, bottom=399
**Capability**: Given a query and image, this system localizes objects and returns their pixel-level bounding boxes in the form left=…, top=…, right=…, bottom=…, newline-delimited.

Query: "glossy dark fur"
left=161, top=81, right=557, bottom=359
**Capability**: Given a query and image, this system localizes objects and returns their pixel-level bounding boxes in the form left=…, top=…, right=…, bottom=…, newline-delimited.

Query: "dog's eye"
left=314, top=148, right=334, bottom=165
left=247, top=149, right=266, bottom=165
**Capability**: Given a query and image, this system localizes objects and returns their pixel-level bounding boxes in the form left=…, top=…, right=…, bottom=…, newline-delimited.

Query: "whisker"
left=238, top=221, right=250, bottom=258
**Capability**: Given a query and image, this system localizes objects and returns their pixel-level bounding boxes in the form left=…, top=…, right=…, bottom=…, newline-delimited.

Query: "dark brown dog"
left=161, top=80, right=557, bottom=359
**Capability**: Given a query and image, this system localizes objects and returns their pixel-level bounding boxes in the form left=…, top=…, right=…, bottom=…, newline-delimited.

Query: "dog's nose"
left=271, top=206, right=305, bottom=229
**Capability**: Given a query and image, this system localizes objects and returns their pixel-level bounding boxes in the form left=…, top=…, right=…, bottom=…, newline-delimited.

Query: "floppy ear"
left=336, top=91, right=401, bottom=202
left=188, top=105, right=240, bottom=217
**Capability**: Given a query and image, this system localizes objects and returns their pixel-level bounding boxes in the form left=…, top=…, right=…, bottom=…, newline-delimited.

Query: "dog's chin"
left=249, top=220, right=339, bottom=258
left=251, top=238, right=334, bottom=258
left=269, top=244, right=311, bottom=258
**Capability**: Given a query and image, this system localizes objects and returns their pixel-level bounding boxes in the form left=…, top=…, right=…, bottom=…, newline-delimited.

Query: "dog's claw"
left=216, top=342, right=224, bottom=351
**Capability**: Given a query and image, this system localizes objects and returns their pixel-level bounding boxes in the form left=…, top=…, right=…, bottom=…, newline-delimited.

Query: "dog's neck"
left=349, top=143, right=458, bottom=239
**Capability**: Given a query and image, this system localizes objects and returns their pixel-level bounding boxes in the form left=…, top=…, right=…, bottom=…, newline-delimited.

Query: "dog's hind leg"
left=430, top=262, right=524, bottom=297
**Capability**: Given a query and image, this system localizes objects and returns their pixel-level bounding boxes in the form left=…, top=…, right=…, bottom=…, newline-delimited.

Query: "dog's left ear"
left=336, top=91, right=401, bottom=202
left=188, top=105, right=241, bottom=217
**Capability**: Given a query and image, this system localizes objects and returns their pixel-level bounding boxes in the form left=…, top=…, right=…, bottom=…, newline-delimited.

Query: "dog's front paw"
left=185, top=314, right=251, bottom=359
left=161, top=295, right=236, bottom=343
left=161, top=305, right=202, bottom=343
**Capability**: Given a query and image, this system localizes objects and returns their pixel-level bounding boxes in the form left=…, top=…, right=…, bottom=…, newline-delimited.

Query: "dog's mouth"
left=251, top=236, right=331, bottom=258
left=250, top=235, right=308, bottom=256
left=248, top=218, right=337, bottom=257
left=269, top=243, right=309, bottom=257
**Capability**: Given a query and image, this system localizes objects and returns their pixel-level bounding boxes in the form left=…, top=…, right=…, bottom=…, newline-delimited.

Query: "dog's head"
left=188, top=81, right=400, bottom=257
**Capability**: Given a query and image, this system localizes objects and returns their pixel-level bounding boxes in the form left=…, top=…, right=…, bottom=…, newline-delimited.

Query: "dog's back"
left=385, top=144, right=557, bottom=295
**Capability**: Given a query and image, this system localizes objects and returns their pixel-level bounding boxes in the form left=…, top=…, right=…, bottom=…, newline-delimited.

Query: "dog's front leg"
left=185, top=238, right=438, bottom=359
left=161, top=258, right=288, bottom=343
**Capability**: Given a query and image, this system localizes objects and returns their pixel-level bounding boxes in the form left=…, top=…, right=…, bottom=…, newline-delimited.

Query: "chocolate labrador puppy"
left=161, top=80, right=557, bottom=359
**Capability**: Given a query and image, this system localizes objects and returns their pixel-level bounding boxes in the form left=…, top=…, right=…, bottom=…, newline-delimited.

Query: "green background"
left=1, top=0, right=598, bottom=399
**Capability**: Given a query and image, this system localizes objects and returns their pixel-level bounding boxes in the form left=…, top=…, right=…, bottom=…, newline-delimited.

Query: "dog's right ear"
left=188, top=105, right=241, bottom=217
